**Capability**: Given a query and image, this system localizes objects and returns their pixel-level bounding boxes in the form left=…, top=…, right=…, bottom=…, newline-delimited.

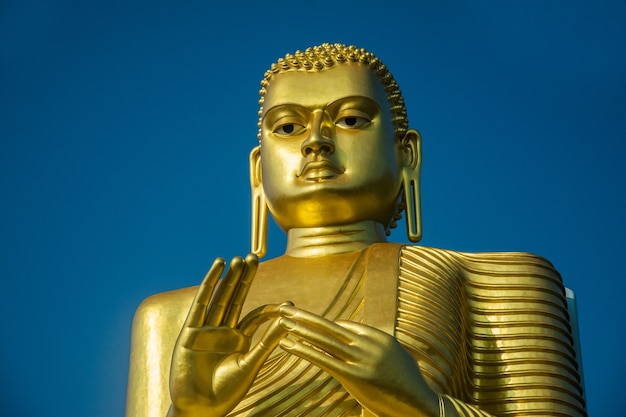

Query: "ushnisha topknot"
left=257, top=43, right=408, bottom=141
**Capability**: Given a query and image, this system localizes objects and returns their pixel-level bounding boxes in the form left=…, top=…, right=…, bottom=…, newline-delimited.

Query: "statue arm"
left=277, top=305, right=502, bottom=417
left=126, top=289, right=193, bottom=417
left=126, top=255, right=289, bottom=417
left=168, top=255, right=289, bottom=417
left=393, top=247, right=586, bottom=416
left=458, top=251, right=588, bottom=417
left=278, top=305, right=459, bottom=417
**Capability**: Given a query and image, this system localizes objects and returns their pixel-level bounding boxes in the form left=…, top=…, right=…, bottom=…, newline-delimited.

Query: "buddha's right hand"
left=167, top=254, right=287, bottom=417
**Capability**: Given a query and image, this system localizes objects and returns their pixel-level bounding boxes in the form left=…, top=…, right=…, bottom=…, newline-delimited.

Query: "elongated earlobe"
left=401, top=130, right=422, bottom=242
left=250, top=146, right=267, bottom=257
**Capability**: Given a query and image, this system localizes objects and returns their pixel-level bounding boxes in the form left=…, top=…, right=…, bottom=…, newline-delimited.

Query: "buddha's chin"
left=267, top=193, right=398, bottom=232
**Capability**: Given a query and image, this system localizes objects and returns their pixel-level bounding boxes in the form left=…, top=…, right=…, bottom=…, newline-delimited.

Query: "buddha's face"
left=258, top=63, right=404, bottom=231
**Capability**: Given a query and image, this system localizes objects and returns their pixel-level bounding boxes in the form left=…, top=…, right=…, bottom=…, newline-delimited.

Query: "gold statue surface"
left=126, top=43, right=587, bottom=417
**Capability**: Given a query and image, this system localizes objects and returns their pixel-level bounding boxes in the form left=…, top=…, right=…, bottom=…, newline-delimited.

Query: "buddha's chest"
left=241, top=250, right=466, bottom=393
left=242, top=251, right=367, bottom=316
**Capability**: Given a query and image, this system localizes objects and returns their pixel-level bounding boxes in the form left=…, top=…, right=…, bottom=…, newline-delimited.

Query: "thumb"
left=238, top=318, right=286, bottom=370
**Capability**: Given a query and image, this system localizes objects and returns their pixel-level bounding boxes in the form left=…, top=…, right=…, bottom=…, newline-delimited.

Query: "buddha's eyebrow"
left=324, top=96, right=381, bottom=113
left=263, top=96, right=381, bottom=118
left=263, top=103, right=309, bottom=117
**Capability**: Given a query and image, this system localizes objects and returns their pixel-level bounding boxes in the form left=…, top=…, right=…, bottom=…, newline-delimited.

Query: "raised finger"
left=239, top=317, right=287, bottom=370
left=205, top=256, right=245, bottom=326
left=184, top=258, right=226, bottom=328
left=238, top=301, right=294, bottom=338
left=279, top=306, right=358, bottom=360
left=224, top=253, right=259, bottom=328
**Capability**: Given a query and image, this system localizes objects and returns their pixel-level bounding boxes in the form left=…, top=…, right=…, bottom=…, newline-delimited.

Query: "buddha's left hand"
left=278, top=305, right=442, bottom=417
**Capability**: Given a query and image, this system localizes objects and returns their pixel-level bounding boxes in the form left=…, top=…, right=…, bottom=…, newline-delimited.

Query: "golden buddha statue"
left=126, top=43, right=587, bottom=417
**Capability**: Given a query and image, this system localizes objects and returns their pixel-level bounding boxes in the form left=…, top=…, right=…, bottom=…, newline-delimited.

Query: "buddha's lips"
left=297, top=159, right=344, bottom=180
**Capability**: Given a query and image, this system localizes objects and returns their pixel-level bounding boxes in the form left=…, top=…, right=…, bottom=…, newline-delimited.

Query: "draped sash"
left=226, top=244, right=586, bottom=417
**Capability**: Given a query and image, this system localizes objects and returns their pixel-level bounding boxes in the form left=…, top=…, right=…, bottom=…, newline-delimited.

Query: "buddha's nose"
left=301, top=112, right=335, bottom=156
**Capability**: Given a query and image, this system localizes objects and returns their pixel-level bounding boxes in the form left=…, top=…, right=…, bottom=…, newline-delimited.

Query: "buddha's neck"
left=286, top=221, right=388, bottom=258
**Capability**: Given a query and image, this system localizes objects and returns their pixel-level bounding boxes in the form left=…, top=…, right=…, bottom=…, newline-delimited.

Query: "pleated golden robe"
left=226, top=243, right=587, bottom=417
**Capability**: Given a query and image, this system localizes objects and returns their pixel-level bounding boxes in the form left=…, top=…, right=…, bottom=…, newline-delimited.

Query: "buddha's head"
left=250, top=43, right=421, bottom=257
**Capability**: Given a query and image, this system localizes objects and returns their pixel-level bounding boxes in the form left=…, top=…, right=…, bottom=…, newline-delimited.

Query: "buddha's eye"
left=335, top=115, right=371, bottom=129
left=273, top=122, right=306, bottom=136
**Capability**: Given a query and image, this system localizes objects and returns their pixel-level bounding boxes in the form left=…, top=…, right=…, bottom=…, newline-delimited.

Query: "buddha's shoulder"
left=399, top=244, right=562, bottom=287
left=132, top=285, right=198, bottom=327
left=400, top=244, right=556, bottom=268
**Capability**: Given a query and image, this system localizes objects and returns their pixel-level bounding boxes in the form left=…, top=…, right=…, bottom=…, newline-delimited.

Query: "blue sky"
left=1, top=1, right=625, bottom=416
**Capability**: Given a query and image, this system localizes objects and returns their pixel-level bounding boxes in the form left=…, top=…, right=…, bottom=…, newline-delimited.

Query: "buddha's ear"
left=400, top=129, right=421, bottom=170
left=400, top=129, right=422, bottom=242
left=249, top=146, right=267, bottom=258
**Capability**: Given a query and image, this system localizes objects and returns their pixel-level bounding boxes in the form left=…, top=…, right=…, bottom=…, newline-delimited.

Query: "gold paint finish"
left=259, top=64, right=404, bottom=234
left=126, top=43, right=586, bottom=417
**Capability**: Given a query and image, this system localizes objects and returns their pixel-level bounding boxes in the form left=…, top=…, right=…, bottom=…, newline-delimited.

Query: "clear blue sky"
left=2, top=1, right=624, bottom=416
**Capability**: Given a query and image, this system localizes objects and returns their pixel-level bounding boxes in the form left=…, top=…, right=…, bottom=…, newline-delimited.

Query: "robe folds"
left=226, top=243, right=587, bottom=417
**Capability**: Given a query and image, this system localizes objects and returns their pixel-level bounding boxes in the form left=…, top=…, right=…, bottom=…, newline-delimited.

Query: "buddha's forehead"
left=262, top=64, right=389, bottom=115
